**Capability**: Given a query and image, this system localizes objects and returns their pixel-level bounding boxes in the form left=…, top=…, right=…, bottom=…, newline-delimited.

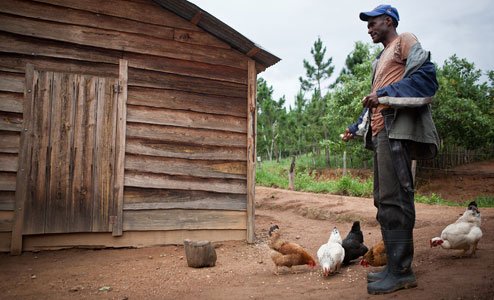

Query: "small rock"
left=148, top=256, right=153, bottom=259
left=69, top=285, right=83, bottom=292
left=179, top=256, right=184, bottom=260
left=31, top=275, right=36, bottom=279
left=295, top=235, right=300, bottom=239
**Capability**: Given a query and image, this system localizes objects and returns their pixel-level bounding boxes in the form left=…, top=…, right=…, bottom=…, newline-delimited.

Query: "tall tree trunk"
left=273, top=137, right=279, bottom=163
left=288, top=155, right=296, bottom=190
left=342, top=151, right=347, bottom=176
left=311, top=147, right=316, bottom=169
left=322, top=128, right=331, bottom=168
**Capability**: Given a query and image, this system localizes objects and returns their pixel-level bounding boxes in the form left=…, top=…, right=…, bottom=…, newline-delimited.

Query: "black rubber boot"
left=367, top=230, right=417, bottom=294
left=367, top=266, right=388, bottom=283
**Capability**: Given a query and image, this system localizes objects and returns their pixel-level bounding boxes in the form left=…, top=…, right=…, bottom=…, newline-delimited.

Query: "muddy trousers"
left=372, top=129, right=415, bottom=231
left=368, top=129, right=417, bottom=294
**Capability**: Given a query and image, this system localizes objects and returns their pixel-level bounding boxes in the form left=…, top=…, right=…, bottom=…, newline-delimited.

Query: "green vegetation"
left=256, top=157, right=494, bottom=207
left=255, top=37, right=493, bottom=207
left=415, top=193, right=494, bottom=208
left=256, top=39, right=494, bottom=167
left=256, top=157, right=372, bottom=197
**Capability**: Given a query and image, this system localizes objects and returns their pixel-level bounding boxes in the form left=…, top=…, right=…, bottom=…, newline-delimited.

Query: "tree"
left=299, top=37, right=335, bottom=168
left=432, top=55, right=494, bottom=150
left=324, top=42, right=378, bottom=169
left=256, top=78, right=286, bottom=161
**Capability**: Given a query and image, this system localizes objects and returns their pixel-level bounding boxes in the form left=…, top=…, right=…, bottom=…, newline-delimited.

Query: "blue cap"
left=360, top=5, right=399, bottom=23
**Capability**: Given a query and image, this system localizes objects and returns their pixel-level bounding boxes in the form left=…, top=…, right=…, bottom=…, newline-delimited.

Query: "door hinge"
left=113, top=84, right=123, bottom=93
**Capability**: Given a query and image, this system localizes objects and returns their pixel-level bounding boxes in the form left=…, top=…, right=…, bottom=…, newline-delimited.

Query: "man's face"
left=367, top=15, right=389, bottom=44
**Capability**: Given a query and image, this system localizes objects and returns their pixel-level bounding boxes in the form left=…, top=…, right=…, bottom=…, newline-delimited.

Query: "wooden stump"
left=183, top=239, right=217, bottom=268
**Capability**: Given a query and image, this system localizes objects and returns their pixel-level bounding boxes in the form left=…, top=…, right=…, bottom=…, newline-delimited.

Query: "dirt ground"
left=1, top=161, right=493, bottom=300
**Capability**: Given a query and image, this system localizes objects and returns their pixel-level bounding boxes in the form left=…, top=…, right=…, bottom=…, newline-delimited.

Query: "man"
left=342, top=5, right=440, bottom=295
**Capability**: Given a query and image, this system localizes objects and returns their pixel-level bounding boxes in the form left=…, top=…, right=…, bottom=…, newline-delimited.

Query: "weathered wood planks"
left=1, top=0, right=256, bottom=248
left=0, top=192, right=15, bottom=211
left=246, top=59, right=257, bottom=243
left=0, top=153, right=18, bottom=172
left=125, top=171, right=246, bottom=194
left=125, top=138, right=246, bottom=161
left=0, top=92, right=24, bottom=113
left=0, top=112, right=23, bottom=132
left=0, top=13, right=247, bottom=69
left=123, top=187, right=246, bottom=211
left=0, top=211, right=13, bottom=232
left=113, top=59, right=128, bottom=236
left=0, top=172, right=16, bottom=191
left=123, top=209, right=246, bottom=231
left=127, top=105, right=246, bottom=133
left=0, top=71, right=24, bottom=93
left=34, top=0, right=202, bottom=32
left=125, top=154, right=246, bottom=180
left=127, top=87, right=246, bottom=117
left=0, top=132, right=20, bottom=154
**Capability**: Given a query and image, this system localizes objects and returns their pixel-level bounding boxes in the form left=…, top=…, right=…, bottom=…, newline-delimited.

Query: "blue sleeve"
left=376, top=60, right=438, bottom=98
left=348, top=108, right=368, bottom=135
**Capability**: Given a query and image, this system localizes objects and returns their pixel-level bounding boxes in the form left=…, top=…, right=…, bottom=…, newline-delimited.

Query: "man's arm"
left=375, top=60, right=438, bottom=108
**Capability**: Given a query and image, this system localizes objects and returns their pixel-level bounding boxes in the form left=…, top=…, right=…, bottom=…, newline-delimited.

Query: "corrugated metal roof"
left=152, top=0, right=280, bottom=71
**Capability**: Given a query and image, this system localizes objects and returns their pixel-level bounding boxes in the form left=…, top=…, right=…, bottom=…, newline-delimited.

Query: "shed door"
left=22, top=70, right=120, bottom=234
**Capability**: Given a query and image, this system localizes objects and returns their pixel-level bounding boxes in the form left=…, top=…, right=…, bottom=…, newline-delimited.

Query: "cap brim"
left=359, top=11, right=383, bottom=21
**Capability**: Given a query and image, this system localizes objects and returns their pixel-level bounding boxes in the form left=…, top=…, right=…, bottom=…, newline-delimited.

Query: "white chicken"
left=317, top=227, right=345, bottom=276
left=430, top=201, right=482, bottom=257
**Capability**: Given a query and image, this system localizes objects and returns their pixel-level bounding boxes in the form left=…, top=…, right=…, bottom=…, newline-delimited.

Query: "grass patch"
left=256, top=157, right=493, bottom=207
left=472, top=195, right=494, bottom=207
left=256, top=158, right=372, bottom=197
left=415, top=193, right=494, bottom=207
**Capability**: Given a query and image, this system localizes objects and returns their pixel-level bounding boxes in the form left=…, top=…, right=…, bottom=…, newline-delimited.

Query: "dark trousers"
left=372, top=129, right=415, bottom=230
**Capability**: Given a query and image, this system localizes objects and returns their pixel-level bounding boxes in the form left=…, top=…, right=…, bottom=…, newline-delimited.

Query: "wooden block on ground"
left=183, top=239, right=217, bottom=268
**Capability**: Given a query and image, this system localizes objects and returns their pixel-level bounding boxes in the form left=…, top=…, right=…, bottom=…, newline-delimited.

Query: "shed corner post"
left=112, top=59, right=128, bottom=237
left=10, top=63, right=35, bottom=255
left=246, top=59, right=257, bottom=243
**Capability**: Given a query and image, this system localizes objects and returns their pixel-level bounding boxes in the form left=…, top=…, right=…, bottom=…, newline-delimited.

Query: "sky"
left=189, top=0, right=494, bottom=110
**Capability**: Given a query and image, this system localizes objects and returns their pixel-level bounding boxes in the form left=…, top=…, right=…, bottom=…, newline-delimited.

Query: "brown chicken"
left=268, top=225, right=316, bottom=275
left=360, top=240, right=387, bottom=267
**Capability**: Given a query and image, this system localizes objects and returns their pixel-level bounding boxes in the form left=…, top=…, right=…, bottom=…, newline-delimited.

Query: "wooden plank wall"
left=0, top=0, right=251, bottom=242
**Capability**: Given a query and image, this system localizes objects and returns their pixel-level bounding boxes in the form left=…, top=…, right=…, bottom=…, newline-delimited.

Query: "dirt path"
left=1, top=186, right=493, bottom=300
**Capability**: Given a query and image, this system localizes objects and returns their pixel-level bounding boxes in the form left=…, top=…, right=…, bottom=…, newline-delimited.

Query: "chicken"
left=360, top=240, right=386, bottom=268
left=317, top=227, right=345, bottom=276
left=268, top=225, right=316, bottom=275
left=430, top=201, right=482, bottom=257
left=342, top=221, right=368, bottom=264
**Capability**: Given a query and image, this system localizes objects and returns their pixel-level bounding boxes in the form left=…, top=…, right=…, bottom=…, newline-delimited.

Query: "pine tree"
left=299, top=37, right=335, bottom=168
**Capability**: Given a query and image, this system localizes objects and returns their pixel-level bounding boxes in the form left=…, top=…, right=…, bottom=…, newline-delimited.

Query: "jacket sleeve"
left=348, top=108, right=369, bottom=137
left=376, top=60, right=439, bottom=108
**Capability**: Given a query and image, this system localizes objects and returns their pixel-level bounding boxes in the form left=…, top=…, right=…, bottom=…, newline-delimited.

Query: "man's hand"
left=341, top=128, right=354, bottom=142
left=361, top=92, right=379, bottom=108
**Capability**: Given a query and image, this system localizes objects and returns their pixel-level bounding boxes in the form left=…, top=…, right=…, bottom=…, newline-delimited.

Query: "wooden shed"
left=0, top=0, right=279, bottom=254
